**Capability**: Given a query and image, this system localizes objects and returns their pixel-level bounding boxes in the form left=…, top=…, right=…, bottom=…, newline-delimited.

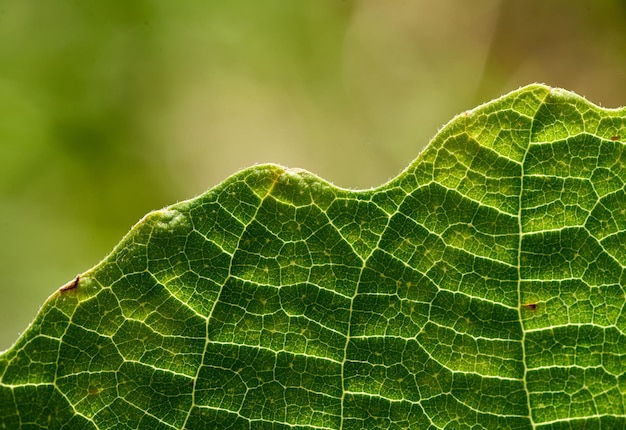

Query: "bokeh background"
left=2, top=1, right=626, bottom=350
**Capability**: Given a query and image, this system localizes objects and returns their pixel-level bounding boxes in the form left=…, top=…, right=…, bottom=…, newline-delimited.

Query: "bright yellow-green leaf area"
left=2, top=84, right=626, bottom=429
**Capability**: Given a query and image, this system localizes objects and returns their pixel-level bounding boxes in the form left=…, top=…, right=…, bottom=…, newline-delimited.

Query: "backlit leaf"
left=2, top=84, right=626, bottom=429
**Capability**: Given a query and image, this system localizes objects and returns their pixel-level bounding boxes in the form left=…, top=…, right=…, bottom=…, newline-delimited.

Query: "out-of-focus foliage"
left=1, top=1, right=625, bottom=350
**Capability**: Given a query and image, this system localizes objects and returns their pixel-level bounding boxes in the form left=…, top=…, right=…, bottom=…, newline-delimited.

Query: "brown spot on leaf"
left=523, top=303, right=537, bottom=311
left=611, top=136, right=620, bottom=141
left=88, top=386, right=102, bottom=395
left=59, top=275, right=80, bottom=292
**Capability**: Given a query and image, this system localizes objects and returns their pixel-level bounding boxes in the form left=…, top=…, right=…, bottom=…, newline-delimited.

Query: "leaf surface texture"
left=2, top=84, right=626, bottom=429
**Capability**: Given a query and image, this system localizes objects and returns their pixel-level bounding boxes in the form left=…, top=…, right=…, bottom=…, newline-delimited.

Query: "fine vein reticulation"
left=2, top=84, right=626, bottom=429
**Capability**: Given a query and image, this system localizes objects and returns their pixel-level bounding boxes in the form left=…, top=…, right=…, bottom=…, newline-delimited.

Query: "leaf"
left=2, top=84, right=626, bottom=429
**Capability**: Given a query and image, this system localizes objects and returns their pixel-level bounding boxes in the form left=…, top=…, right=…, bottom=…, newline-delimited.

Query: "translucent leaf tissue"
left=2, top=84, right=626, bottom=429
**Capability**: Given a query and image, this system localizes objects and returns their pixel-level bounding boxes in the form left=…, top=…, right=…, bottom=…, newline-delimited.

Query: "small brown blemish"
left=611, top=136, right=620, bottom=141
left=523, top=303, right=537, bottom=311
left=59, top=275, right=80, bottom=292
left=88, top=386, right=102, bottom=395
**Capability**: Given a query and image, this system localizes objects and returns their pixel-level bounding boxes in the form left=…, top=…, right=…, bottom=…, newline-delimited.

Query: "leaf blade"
left=2, top=84, right=626, bottom=429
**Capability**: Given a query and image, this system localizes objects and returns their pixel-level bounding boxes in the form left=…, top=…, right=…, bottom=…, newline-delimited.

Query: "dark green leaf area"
left=3, top=85, right=626, bottom=429
left=194, top=346, right=342, bottom=427
left=6, top=385, right=95, bottom=429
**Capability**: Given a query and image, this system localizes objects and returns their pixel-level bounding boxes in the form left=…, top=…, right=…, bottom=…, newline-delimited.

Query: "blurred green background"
left=2, top=1, right=626, bottom=350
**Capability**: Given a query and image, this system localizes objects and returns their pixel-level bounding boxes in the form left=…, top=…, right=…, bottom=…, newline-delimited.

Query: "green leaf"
left=2, top=84, right=626, bottom=429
